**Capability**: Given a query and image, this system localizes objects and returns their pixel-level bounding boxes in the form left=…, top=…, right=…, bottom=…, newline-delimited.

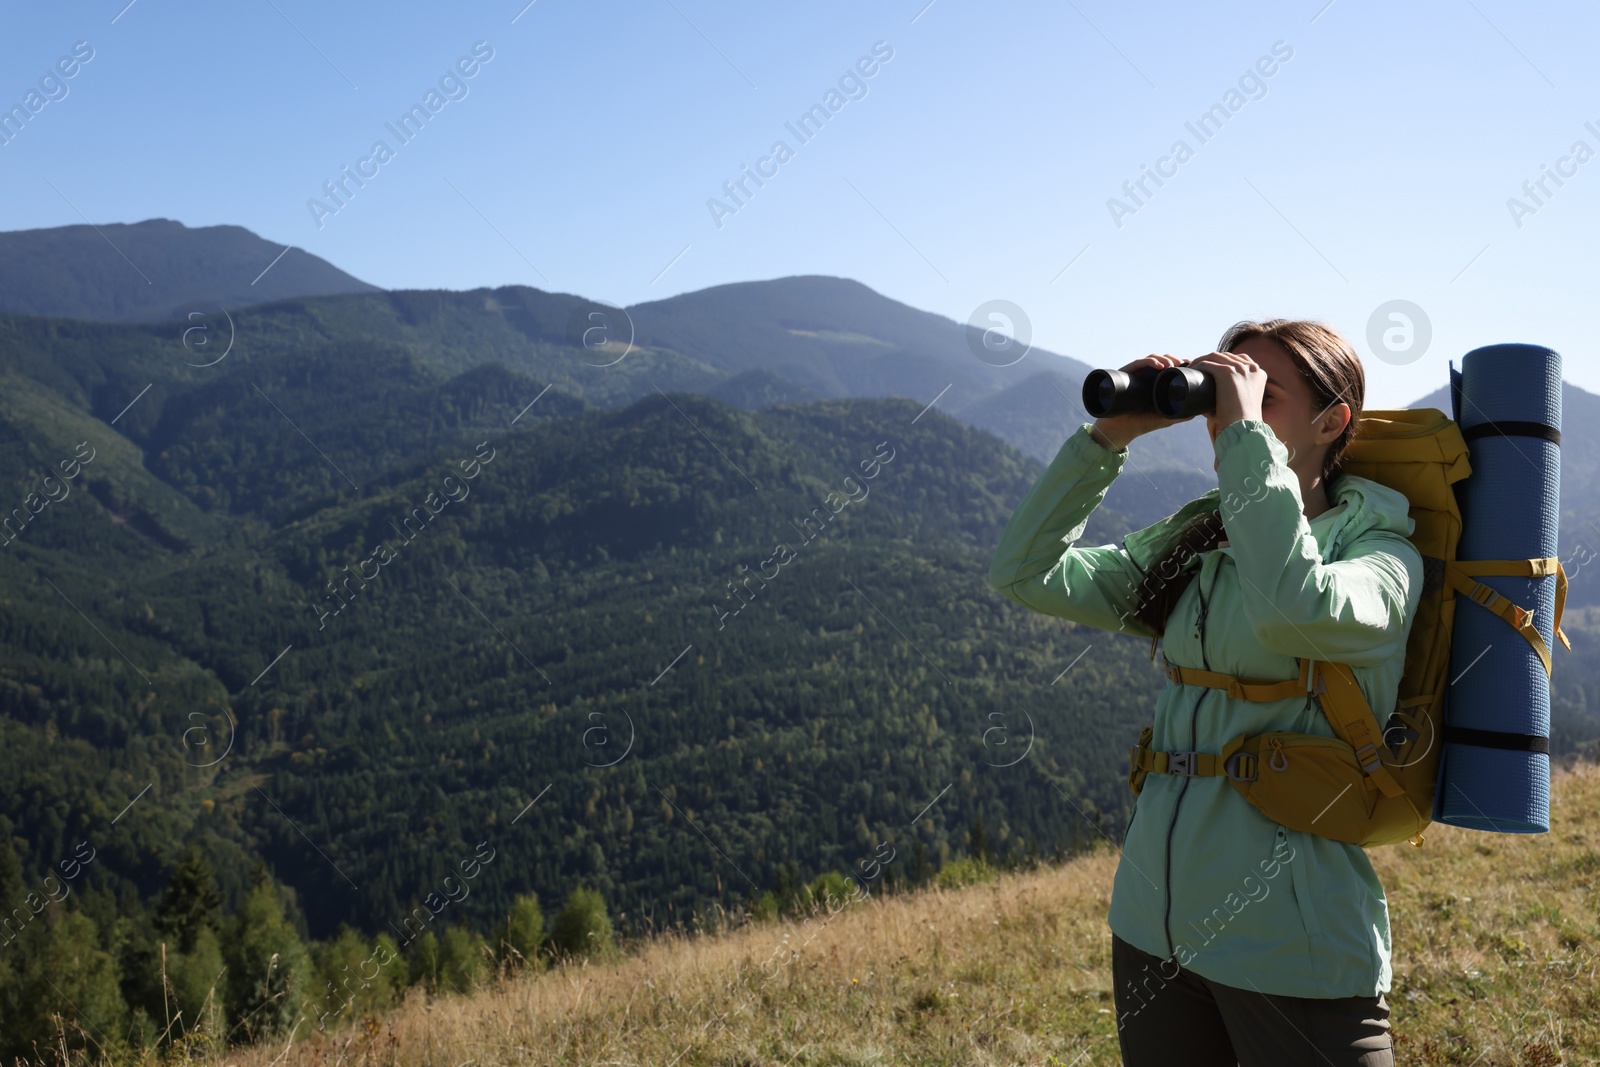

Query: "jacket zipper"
left=1163, top=559, right=1218, bottom=957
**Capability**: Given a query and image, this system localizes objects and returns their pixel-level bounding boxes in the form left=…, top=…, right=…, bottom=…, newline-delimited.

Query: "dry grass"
left=206, top=761, right=1600, bottom=1067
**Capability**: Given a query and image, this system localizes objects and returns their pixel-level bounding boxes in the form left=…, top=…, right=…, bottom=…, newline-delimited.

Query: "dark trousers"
left=1111, top=933, right=1394, bottom=1066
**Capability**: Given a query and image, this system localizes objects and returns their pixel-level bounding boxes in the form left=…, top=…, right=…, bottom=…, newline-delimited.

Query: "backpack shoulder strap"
left=1309, top=659, right=1405, bottom=799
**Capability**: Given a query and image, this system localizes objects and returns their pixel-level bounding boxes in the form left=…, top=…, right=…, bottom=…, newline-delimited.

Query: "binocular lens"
left=1082, top=363, right=1217, bottom=420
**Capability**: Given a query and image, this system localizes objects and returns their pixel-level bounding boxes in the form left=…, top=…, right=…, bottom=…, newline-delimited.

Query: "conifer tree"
left=155, top=847, right=222, bottom=953
left=968, top=812, right=990, bottom=866
left=771, top=860, right=801, bottom=917
left=909, top=839, right=931, bottom=886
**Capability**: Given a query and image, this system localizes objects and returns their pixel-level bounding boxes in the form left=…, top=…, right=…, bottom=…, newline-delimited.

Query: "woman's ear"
left=1316, top=401, right=1351, bottom=444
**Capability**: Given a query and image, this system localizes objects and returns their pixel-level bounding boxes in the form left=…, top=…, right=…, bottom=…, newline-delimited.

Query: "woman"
left=987, top=319, right=1424, bottom=1067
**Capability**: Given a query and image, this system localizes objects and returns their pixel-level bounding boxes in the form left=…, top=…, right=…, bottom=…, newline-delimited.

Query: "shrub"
left=548, top=886, right=615, bottom=962
left=804, top=871, right=860, bottom=911
left=935, top=856, right=996, bottom=889
left=502, top=892, right=546, bottom=969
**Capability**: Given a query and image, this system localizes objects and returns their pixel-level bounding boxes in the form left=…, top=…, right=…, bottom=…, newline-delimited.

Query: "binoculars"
left=1082, top=360, right=1216, bottom=420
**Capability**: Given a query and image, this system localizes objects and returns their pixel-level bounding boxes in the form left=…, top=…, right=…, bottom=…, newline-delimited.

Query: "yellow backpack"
left=1127, top=408, right=1570, bottom=847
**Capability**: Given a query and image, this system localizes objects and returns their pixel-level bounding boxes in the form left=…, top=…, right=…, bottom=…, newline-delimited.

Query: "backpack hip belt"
left=1128, top=555, right=1567, bottom=849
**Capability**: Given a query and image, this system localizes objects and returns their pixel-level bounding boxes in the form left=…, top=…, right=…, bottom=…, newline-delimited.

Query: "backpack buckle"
left=1355, top=743, right=1383, bottom=776
left=1224, top=752, right=1258, bottom=782
left=1167, top=751, right=1199, bottom=776
left=1308, top=662, right=1327, bottom=696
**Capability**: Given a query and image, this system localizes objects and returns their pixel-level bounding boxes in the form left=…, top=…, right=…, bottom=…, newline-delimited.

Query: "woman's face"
left=1205, top=334, right=1348, bottom=482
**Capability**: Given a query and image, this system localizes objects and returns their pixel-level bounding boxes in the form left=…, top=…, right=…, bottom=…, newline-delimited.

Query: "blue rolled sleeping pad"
left=1433, top=343, right=1562, bottom=833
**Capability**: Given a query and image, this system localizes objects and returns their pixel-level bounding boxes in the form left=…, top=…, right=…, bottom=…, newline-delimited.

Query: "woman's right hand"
left=1088, top=354, right=1197, bottom=449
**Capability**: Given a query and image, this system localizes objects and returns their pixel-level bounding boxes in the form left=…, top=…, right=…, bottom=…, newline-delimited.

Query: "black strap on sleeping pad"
left=1461, top=420, right=1561, bottom=447
left=1443, top=724, right=1551, bottom=754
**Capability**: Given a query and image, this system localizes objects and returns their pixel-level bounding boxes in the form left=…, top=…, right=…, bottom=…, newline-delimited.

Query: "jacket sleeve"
left=986, top=422, right=1158, bottom=639
left=1214, top=418, right=1424, bottom=668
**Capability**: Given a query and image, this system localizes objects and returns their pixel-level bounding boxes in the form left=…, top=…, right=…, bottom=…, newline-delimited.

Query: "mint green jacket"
left=987, top=419, right=1424, bottom=998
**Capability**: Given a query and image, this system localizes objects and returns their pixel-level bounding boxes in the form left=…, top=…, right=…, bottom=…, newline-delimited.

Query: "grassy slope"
left=210, top=761, right=1599, bottom=1067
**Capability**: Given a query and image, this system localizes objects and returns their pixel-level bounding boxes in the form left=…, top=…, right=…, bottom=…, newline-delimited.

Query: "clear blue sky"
left=2, top=0, right=1596, bottom=408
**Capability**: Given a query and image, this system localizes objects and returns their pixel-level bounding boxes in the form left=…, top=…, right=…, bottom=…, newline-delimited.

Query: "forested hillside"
left=0, top=303, right=1189, bottom=1056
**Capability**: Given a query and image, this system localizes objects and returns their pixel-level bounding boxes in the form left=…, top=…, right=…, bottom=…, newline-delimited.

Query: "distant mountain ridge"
left=3, top=219, right=1593, bottom=498
left=0, top=218, right=1216, bottom=472
left=0, top=217, right=379, bottom=322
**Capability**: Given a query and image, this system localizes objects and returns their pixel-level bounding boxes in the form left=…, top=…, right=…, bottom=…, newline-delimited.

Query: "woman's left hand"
left=1189, top=350, right=1267, bottom=427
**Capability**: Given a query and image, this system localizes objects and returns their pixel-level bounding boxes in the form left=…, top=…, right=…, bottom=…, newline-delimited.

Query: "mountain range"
left=4, top=218, right=1596, bottom=569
